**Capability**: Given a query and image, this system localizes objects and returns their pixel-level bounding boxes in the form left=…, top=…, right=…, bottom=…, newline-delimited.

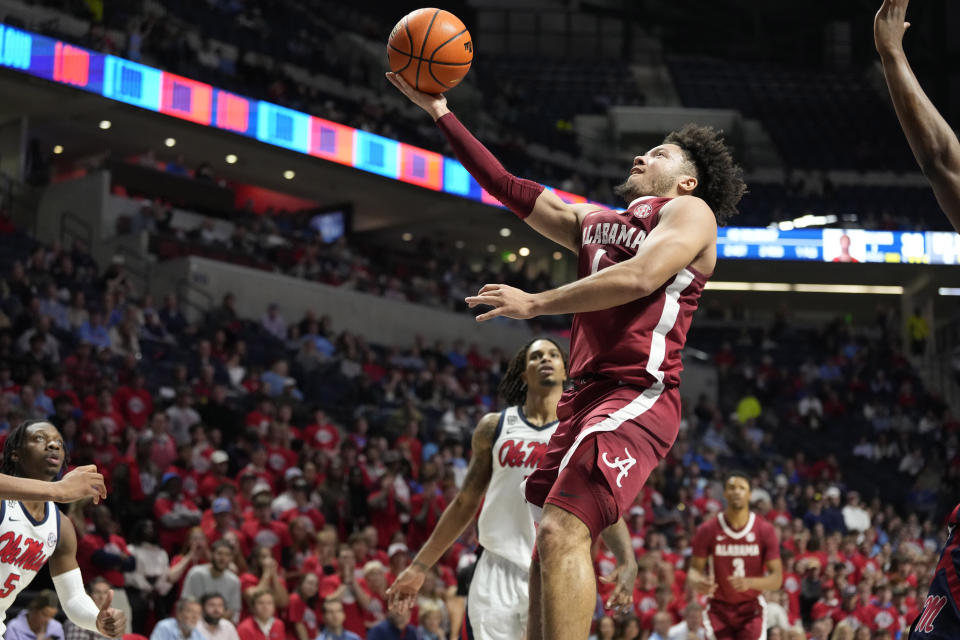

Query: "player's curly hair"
left=498, top=338, right=569, bottom=407
left=664, top=124, right=747, bottom=225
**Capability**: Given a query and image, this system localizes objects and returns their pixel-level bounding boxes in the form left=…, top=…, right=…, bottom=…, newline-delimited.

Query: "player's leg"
left=734, top=599, right=766, bottom=640
left=536, top=504, right=596, bottom=640
left=702, top=602, right=732, bottom=640
left=468, top=552, right=527, bottom=640
left=527, top=554, right=542, bottom=640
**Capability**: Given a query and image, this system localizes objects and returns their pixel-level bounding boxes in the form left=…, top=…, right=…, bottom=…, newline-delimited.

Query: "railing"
left=176, top=277, right=214, bottom=323
left=60, top=210, right=92, bottom=250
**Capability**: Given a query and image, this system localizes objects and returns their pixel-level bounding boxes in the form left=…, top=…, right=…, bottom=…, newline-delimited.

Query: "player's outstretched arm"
left=0, top=467, right=106, bottom=504
left=386, top=72, right=591, bottom=252
left=50, top=516, right=126, bottom=638
left=466, top=196, right=716, bottom=321
left=385, top=412, right=499, bottom=614
left=686, top=556, right=717, bottom=598
left=875, top=0, right=960, bottom=231
left=598, top=518, right=638, bottom=613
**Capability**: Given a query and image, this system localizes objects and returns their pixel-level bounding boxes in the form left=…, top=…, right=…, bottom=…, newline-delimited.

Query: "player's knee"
left=536, top=508, right=591, bottom=559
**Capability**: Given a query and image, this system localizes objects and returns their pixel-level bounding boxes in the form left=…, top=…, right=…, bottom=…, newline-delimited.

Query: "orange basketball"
left=388, top=8, right=473, bottom=94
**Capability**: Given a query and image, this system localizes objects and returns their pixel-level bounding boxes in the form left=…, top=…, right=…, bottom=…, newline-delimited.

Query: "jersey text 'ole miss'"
left=911, top=503, right=960, bottom=638
left=692, top=512, right=780, bottom=604
left=570, top=196, right=710, bottom=389
left=0, top=500, right=60, bottom=637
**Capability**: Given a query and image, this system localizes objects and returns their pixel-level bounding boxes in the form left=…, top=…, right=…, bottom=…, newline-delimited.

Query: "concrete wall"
left=149, top=257, right=541, bottom=352
left=35, top=171, right=110, bottom=259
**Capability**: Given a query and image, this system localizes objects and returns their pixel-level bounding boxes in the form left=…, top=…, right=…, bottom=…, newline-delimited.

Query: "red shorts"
left=523, top=378, right=681, bottom=540
left=704, top=598, right=767, bottom=640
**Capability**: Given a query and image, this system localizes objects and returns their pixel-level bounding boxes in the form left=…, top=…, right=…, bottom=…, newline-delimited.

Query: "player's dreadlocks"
left=497, top=338, right=568, bottom=407
left=664, top=124, right=747, bottom=225
left=0, top=419, right=43, bottom=475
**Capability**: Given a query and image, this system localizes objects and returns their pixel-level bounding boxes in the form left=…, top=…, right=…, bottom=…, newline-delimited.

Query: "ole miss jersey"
left=570, top=196, right=710, bottom=389
left=692, top=512, right=780, bottom=605
left=0, top=500, right=60, bottom=638
left=911, top=504, right=960, bottom=638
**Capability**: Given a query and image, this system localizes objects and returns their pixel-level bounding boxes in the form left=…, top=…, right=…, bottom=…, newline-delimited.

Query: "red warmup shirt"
left=284, top=592, right=323, bottom=640
left=237, top=617, right=285, bottom=640
left=692, top=512, right=780, bottom=605
left=266, top=446, right=298, bottom=476
left=114, top=386, right=153, bottom=429
left=78, top=532, right=130, bottom=587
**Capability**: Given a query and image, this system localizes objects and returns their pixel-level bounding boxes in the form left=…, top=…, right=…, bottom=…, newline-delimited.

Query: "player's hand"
left=599, top=560, right=637, bottom=614
left=96, top=590, right=126, bottom=638
left=56, top=465, right=107, bottom=504
left=874, top=0, right=910, bottom=57
left=385, top=72, right=450, bottom=121
left=466, top=284, right=539, bottom=322
left=690, top=576, right=717, bottom=597
left=728, top=576, right=751, bottom=592
left=386, top=563, right=427, bottom=615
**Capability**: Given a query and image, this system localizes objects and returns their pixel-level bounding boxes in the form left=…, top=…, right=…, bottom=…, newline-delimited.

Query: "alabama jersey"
left=570, top=195, right=709, bottom=389
left=0, top=500, right=61, bottom=636
left=477, top=405, right=558, bottom=570
left=911, top=503, right=960, bottom=638
left=692, top=512, right=779, bottom=605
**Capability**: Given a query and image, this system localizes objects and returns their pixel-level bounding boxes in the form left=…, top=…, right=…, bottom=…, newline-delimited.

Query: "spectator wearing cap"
left=386, top=543, right=411, bottom=584
left=167, top=387, right=202, bottom=445
left=6, top=590, right=64, bottom=640
left=182, top=540, right=242, bottom=622
left=271, top=468, right=304, bottom=514
left=203, top=497, right=249, bottom=557
left=154, top=471, right=203, bottom=551
left=241, top=492, right=292, bottom=565
left=279, top=478, right=325, bottom=532
left=822, top=487, right=846, bottom=534
left=358, top=560, right=389, bottom=626
left=200, top=451, right=237, bottom=500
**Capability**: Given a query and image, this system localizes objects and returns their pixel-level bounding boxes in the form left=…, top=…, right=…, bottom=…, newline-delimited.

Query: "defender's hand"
left=385, top=72, right=450, bottom=121
left=56, top=465, right=107, bottom=504
left=466, top=284, right=538, bottom=322
left=386, top=564, right=427, bottom=614
left=599, top=561, right=638, bottom=614
left=875, top=0, right=911, bottom=57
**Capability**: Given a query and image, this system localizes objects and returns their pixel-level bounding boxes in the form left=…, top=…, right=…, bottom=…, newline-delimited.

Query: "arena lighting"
left=1, top=27, right=958, bottom=265
left=506, top=252, right=518, bottom=263
left=938, top=288, right=960, bottom=296
left=552, top=251, right=563, bottom=261
left=518, top=247, right=530, bottom=257
left=705, top=281, right=904, bottom=294
left=52, top=145, right=63, bottom=154
left=164, top=137, right=176, bottom=147
left=499, top=227, right=511, bottom=237
left=98, top=120, right=111, bottom=130
left=775, top=214, right=839, bottom=231
left=487, top=244, right=497, bottom=253
left=401, top=232, right=413, bottom=242
left=283, top=170, right=295, bottom=180
left=454, top=240, right=465, bottom=249
left=225, top=154, right=238, bottom=164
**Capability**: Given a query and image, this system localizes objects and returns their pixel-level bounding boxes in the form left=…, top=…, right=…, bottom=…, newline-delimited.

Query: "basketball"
left=387, top=8, right=473, bottom=94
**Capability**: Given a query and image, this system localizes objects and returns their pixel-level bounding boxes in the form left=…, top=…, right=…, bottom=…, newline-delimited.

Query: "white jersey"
left=477, top=406, right=558, bottom=570
left=0, top=500, right=60, bottom=635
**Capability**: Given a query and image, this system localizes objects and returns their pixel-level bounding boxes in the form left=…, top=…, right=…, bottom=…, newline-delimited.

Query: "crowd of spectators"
left=0, top=203, right=957, bottom=640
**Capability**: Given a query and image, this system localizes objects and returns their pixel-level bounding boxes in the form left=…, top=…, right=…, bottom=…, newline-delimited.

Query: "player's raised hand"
left=386, top=564, right=426, bottom=615
left=96, top=590, right=126, bottom=638
left=599, top=561, right=638, bottom=614
left=874, top=0, right=911, bottom=57
left=56, top=465, right=107, bottom=504
left=385, top=72, right=450, bottom=121
left=466, top=284, right=538, bottom=322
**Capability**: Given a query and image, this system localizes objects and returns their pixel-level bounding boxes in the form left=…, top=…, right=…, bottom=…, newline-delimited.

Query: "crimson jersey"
left=692, top=512, right=780, bottom=605
left=570, top=196, right=710, bottom=388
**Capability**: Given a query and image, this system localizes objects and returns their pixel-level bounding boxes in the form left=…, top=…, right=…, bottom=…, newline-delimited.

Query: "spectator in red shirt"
left=407, top=467, right=446, bottom=550
left=85, top=386, right=126, bottom=439
left=199, top=450, right=237, bottom=501
left=204, top=497, right=250, bottom=557
left=280, top=479, right=325, bottom=533
left=77, top=505, right=136, bottom=596
left=142, top=411, right=178, bottom=471
left=154, top=472, right=203, bottom=552
left=394, top=421, right=422, bottom=471
left=285, top=573, right=322, bottom=640
left=241, top=493, right=292, bottom=564
left=302, top=409, right=340, bottom=454
left=115, top=372, right=153, bottom=430
left=319, top=546, right=371, bottom=638
left=241, top=546, right=290, bottom=611
left=367, top=472, right=407, bottom=549
left=237, top=591, right=285, bottom=640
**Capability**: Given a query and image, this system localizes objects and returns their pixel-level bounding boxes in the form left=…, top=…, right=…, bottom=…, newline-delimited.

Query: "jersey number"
left=916, top=595, right=947, bottom=634
left=0, top=573, right=20, bottom=598
left=732, top=558, right=746, bottom=578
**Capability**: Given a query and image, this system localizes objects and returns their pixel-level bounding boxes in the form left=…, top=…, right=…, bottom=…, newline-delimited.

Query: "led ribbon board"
left=2, top=25, right=959, bottom=264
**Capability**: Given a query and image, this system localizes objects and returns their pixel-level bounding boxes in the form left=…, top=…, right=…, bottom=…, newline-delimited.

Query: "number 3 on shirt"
left=589, top=248, right=607, bottom=275
left=732, top=558, right=745, bottom=578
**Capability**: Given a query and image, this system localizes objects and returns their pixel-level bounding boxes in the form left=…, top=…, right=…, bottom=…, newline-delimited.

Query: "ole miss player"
left=387, top=56, right=745, bottom=640
left=876, top=0, right=960, bottom=637
left=387, top=339, right=636, bottom=640
left=689, top=473, right=782, bottom=640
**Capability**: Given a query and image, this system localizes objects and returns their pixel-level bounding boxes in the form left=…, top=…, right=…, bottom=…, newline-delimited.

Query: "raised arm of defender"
left=875, top=0, right=960, bottom=232
left=386, top=72, right=594, bottom=252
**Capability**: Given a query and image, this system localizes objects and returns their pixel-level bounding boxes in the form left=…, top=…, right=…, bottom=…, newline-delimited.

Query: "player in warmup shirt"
left=387, top=339, right=636, bottom=640
left=387, top=62, right=745, bottom=640
left=0, top=420, right=125, bottom=637
left=876, top=1, right=960, bottom=637
left=689, top=473, right=782, bottom=640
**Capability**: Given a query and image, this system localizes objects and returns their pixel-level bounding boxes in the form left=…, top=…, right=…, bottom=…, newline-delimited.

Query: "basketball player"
left=386, top=339, right=637, bottom=640
left=387, top=69, right=745, bottom=640
left=688, top=472, right=782, bottom=640
left=876, top=1, right=960, bottom=637
left=0, top=420, right=125, bottom=637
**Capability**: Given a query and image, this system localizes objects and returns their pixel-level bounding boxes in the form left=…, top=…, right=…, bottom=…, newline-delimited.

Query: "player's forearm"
left=748, top=571, right=783, bottom=592
left=411, top=494, right=480, bottom=569
left=881, top=50, right=960, bottom=180
left=600, top=519, right=636, bottom=567
left=531, top=261, right=649, bottom=316
left=0, top=475, right=68, bottom=502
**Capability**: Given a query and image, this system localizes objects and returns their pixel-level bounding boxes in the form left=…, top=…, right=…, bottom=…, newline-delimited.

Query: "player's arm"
left=598, top=518, right=638, bottom=612
left=686, top=556, right=717, bottom=597
left=386, top=71, right=592, bottom=252
left=49, top=515, right=126, bottom=638
left=466, top=196, right=716, bottom=321
left=0, top=467, right=106, bottom=504
left=875, top=0, right=960, bottom=231
left=729, top=558, right=783, bottom=593
left=385, top=412, right=498, bottom=613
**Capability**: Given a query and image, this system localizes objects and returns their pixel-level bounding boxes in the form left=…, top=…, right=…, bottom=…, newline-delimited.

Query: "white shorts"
left=467, top=551, right=529, bottom=640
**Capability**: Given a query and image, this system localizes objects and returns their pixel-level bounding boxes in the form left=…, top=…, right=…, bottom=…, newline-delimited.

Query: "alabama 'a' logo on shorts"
left=601, top=448, right=637, bottom=487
